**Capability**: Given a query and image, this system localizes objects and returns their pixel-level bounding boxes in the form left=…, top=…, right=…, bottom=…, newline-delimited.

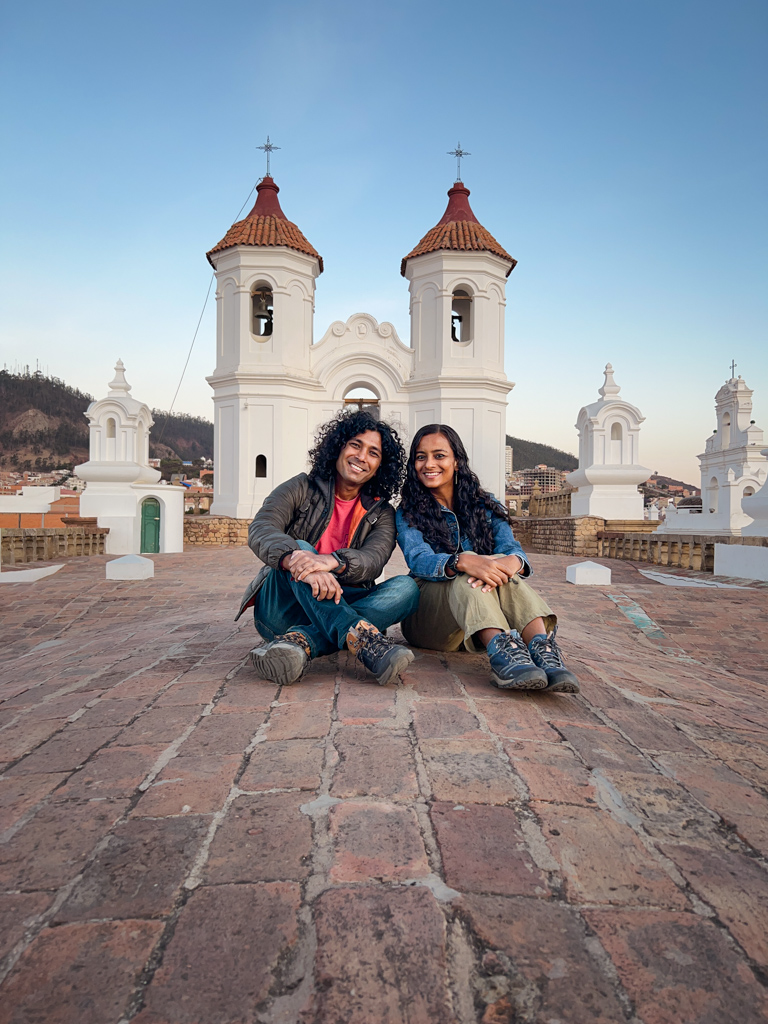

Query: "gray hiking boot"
left=528, top=627, right=580, bottom=693
left=487, top=630, right=548, bottom=690
left=346, top=621, right=414, bottom=685
left=250, top=631, right=311, bottom=685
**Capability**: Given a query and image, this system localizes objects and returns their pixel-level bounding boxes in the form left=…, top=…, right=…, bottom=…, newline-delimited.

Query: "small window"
left=610, top=423, right=622, bottom=441
left=451, top=290, right=472, bottom=343
left=106, top=418, right=116, bottom=439
left=743, top=486, right=755, bottom=498
left=255, top=454, right=267, bottom=478
left=252, top=289, right=273, bottom=338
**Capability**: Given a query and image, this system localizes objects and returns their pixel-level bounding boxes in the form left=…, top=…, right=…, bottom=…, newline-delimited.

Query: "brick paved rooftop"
left=1, top=548, right=768, bottom=1023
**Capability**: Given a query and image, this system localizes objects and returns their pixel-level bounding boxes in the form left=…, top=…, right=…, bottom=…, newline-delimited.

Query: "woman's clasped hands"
left=455, top=552, right=523, bottom=593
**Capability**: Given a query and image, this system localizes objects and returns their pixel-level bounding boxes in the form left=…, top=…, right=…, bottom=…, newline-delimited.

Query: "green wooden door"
left=140, top=498, right=161, bottom=553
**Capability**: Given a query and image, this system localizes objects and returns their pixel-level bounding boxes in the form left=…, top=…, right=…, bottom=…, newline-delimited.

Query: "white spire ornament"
left=566, top=364, right=650, bottom=520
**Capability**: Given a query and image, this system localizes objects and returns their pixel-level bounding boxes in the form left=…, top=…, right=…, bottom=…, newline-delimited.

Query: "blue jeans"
left=252, top=541, right=420, bottom=658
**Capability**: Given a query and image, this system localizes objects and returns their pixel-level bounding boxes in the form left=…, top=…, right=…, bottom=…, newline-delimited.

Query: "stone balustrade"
left=512, top=513, right=768, bottom=573
left=528, top=488, right=572, bottom=517
left=183, top=516, right=250, bottom=547
left=1, top=526, right=109, bottom=565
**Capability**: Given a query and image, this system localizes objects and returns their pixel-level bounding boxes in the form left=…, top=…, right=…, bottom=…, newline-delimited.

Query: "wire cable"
left=154, top=183, right=258, bottom=447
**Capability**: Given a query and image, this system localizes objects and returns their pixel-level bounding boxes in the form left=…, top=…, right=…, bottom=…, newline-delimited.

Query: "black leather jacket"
left=235, top=473, right=396, bottom=621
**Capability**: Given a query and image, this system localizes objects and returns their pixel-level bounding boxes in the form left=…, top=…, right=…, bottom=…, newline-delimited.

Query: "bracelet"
left=445, top=553, right=460, bottom=575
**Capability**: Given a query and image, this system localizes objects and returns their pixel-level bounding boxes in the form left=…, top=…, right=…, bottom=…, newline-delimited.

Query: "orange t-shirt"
left=316, top=495, right=364, bottom=554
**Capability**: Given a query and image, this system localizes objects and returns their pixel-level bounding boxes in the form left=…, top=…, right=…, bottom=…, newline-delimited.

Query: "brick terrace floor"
left=1, top=548, right=768, bottom=1023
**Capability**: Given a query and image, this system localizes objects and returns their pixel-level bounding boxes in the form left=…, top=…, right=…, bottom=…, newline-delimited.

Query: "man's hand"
left=301, top=571, right=343, bottom=603
left=285, top=550, right=340, bottom=581
left=458, top=552, right=523, bottom=593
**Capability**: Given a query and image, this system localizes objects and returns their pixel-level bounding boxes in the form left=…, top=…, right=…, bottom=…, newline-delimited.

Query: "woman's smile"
left=414, top=433, right=457, bottom=491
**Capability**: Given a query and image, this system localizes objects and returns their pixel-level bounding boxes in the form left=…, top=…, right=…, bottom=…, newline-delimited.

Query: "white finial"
left=108, top=359, right=131, bottom=394
left=598, top=362, right=621, bottom=398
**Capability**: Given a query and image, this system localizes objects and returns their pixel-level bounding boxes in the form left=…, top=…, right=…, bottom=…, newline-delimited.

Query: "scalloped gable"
left=207, top=176, right=323, bottom=272
left=401, top=182, right=516, bottom=276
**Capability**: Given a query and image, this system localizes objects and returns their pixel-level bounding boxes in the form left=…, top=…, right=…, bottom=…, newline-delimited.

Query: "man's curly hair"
left=307, top=409, right=406, bottom=501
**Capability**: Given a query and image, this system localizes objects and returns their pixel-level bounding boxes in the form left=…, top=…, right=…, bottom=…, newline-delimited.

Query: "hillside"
left=149, top=411, right=213, bottom=461
left=0, top=370, right=213, bottom=470
left=506, top=435, right=578, bottom=472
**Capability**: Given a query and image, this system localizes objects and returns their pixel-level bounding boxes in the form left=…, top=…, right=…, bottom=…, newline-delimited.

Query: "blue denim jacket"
left=396, top=501, right=531, bottom=582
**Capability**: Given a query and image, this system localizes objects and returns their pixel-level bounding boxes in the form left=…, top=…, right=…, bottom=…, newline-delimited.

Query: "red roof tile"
left=207, top=177, right=323, bottom=272
left=401, top=182, right=516, bottom=276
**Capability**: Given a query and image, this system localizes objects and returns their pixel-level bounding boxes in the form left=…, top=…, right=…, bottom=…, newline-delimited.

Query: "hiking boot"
left=528, top=628, right=580, bottom=693
left=487, top=630, right=548, bottom=690
left=346, top=620, right=414, bottom=685
left=250, top=632, right=311, bottom=685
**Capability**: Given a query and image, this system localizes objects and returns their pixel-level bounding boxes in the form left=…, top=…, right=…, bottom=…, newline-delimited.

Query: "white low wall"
left=0, top=486, right=59, bottom=513
left=714, top=543, right=768, bottom=583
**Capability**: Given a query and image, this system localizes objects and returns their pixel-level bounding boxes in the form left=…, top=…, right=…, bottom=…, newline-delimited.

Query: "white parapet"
left=106, top=554, right=154, bottom=580
left=566, top=560, right=612, bottom=585
left=714, top=544, right=768, bottom=583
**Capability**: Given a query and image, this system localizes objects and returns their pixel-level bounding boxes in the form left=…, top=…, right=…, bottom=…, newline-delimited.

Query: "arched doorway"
left=343, top=385, right=380, bottom=419
left=140, top=497, right=161, bottom=553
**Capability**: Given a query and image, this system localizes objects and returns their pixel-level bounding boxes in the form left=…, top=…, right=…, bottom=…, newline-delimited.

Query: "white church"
left=205, top=174, right=517, bottom=517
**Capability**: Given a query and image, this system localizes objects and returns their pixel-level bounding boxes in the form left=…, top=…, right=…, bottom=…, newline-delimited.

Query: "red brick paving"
left=0, top=547, right=767, bottom=1021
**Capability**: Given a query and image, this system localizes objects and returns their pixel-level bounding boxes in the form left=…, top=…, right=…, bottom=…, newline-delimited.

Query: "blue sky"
left=1, top=0, right=766, bottom=483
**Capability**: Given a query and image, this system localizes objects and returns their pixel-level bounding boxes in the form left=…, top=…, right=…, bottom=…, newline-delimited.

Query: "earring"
left=454, top=471, right=458, bottom=485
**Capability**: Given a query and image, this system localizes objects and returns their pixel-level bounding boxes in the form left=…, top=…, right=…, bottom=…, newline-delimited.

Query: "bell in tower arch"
left=251, top=288, right=274, bottom=337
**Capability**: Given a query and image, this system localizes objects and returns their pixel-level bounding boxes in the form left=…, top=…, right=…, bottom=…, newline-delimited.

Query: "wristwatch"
left=445, top=553, right=460, bottom=576
left=331, top=551, right=349, bottom=575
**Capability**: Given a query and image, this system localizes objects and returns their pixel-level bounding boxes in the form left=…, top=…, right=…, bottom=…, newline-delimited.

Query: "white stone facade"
left=661, top=375, right=766, bottom=537
left=206, top=179, right=514, bottom=517
left=742, top=447, right=768, bottom=537
left=565, top=364, right=649, bottom=520
left=75, top=362, right=184, bottom=554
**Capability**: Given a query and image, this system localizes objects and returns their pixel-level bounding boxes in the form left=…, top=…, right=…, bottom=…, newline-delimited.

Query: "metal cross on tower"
left=447, top=142, right=470, bottom=182
left=730, top=359, right=738, bottom=378
left=257, top=135, right=280, bottom=177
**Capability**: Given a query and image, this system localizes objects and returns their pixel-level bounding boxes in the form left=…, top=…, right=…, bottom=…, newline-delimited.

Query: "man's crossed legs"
left=251, top=541, right=420, bottom=685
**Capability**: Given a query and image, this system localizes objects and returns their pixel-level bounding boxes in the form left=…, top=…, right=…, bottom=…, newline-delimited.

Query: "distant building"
left=505, top=446, right=513, bottom=477
left=509, top=464, right=564, bottom=495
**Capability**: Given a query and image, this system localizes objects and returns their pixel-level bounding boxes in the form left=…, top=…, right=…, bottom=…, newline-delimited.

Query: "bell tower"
left=401, top=179, right=516, bottom=496
left=206, top=176, right=324, bottom=518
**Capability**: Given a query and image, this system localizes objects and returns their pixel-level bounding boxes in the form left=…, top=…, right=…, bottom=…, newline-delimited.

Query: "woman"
left=397, top=424, right=579, bottom=692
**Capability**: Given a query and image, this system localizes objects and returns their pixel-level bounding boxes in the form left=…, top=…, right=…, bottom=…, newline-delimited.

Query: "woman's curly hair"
left=400, top=423, right=510, bottom=553
left=307, top=409, right=406, bottom=502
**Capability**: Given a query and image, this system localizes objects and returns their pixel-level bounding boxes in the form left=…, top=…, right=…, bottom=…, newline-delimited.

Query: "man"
left=236, top=410, right=420, bottom=685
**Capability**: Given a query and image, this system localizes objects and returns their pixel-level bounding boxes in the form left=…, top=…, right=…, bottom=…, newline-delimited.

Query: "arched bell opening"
left=255, top=454, right=267, bottom=478
left=608, top=422, right=623, bottom=465
left=707, top=476, right=719, bottom=514
left=343, top=385, right=381, bottom=420
left=721, top=412, right=731, bottom=449
left=106, top=417, right=117, bottom=461
left=451, top=289, right=473, bottom=343
left=743, top=485, right=755, bottom=499
left=251, top=286, right=274, bottom=339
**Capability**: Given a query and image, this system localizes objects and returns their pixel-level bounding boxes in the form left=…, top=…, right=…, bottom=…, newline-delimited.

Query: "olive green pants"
left=402, top=574, right=555, bottom=653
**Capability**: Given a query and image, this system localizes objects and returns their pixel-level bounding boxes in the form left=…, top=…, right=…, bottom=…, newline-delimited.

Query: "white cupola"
left=566, top=364, right=650, bottom=520
left=75, top=360, right=160, bottom=485
left=75, top=362, right=183, bottom=555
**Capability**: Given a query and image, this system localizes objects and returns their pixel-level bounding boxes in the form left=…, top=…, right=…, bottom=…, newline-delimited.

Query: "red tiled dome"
left=207, top=177, right=323, bottom=272
left=401, top=182, right=516, bottom=276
